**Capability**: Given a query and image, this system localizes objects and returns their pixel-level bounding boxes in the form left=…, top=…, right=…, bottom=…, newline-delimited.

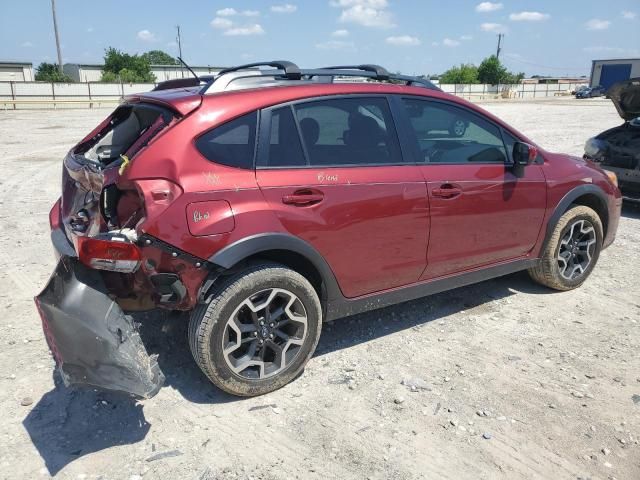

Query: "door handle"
left=282, top=190, right=324, bottom=206
left=432, top=183, right=462, bottom=199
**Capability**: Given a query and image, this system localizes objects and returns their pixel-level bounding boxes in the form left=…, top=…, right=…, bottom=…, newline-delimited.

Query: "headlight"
left=584, top=137, right=607, bottom=159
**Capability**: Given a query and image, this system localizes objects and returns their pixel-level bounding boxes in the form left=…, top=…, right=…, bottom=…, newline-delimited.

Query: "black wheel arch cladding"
left=207, top=232, right=343, bottom=303
left=541, top=184, right=608, bottom=253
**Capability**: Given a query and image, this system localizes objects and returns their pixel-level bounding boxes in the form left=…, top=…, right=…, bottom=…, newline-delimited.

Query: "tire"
left=449, top=119, right=467, bottom=137
left=528, top=205, right=603, bottom=291
left=188, top=263, right=322, bottom=397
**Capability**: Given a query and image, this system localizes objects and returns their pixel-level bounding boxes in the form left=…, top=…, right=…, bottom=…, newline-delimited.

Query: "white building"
left=0, top=62, right=34, bottom=81
left=63, top=63, right=225, bottom=83
left=151, top=65, right=224, bottom=81
left=62, top=63, right=103, bottom=82
left=590, top=58, right=640, bottom=89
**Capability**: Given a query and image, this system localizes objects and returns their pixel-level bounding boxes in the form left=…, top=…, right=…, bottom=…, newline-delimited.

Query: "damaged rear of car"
left=585, top=78, right=640, bottom=201
left=35, top=91, right=204, bottom=398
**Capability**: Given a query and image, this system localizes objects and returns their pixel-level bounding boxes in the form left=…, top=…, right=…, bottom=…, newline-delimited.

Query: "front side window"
left=195, top=112, right=257, bottom=169
left=402, top=98, right=508, bottom=164
left=262, top=97, right=404, bottom=168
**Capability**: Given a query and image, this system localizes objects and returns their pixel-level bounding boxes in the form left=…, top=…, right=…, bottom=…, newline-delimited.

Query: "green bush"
left=35, top=63, right=73, bottom=83
left=100, top=47, right=156, bottom=83
left=439, top=64, right=479, bottom=84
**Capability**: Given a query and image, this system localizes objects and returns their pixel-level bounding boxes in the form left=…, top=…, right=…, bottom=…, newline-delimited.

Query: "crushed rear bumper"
left=34, top=256, right=164, bottom=399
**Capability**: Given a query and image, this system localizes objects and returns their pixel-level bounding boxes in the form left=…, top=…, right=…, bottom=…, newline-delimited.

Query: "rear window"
left=75, top=104, right=175, bottom=166
left=195, top=112, right=257, bottom=169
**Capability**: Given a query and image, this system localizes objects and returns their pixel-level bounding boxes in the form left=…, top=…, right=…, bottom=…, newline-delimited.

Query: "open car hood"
left=608, top=77, right=640, bottom=121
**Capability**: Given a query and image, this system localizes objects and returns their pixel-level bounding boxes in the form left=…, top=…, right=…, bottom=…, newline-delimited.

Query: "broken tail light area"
left=76, top=235, right=141, bottom=273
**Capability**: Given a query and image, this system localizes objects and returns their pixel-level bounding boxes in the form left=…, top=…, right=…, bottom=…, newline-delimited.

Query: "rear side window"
left=196, top=112, right=257, bottom=169
left=261, top=97, right=404, bottom=168
left=402, top=99, right=507, bottom=164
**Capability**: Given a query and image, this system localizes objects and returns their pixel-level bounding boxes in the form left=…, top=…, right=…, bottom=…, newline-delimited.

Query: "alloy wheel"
left=221, top=288, right=308, bottom=380
left=557, top=219, right=597, bottom=280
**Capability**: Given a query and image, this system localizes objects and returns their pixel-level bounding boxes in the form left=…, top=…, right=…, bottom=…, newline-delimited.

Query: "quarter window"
left=402, top=99, right=508, bottom=164
left=195, top=112, right=257, bottom=169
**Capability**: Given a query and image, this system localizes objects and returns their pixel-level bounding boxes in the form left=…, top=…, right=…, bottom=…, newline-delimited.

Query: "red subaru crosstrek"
left=35, top=62, right=622, bottom=398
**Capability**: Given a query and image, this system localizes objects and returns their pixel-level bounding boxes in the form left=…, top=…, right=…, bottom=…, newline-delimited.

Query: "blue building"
left=590, top=58, right=640, bottom=89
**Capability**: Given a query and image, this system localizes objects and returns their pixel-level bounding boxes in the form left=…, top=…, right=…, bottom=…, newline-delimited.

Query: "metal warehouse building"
left=63, top=63, right=224, bottom=82
left=590, top=58, right=640, bottom=89
left=62, top=63, right=103, bottom=82
left=0, top=62, right=34, bottom=81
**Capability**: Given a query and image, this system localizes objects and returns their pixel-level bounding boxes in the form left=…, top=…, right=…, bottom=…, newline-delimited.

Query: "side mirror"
left=512, top=142, right=538, bottom=166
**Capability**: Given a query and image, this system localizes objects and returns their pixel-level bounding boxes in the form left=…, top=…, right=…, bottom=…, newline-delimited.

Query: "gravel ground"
left=0, top=97, right=638, bottom=480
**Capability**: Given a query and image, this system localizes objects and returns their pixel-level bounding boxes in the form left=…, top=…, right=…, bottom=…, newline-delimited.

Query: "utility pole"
left=51, top=0, right=63, bottom=73
left=176, top=25, right=184, bottom=78
left=496, top=33, right=504, bottom=60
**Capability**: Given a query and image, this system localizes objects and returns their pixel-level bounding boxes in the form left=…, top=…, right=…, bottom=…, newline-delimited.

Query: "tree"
left=502, top=71, right=525, bottom=84
left=478, top=55, right=524, bottom=85
left=35, top=62, right=73, bottom=82
left=101, top=47, right=156, bottom=83
left=141, top=50, right=177, bottom=65
left=439, top=64, right=479, bottom=84
left=477, top=55, right=508, bottom=84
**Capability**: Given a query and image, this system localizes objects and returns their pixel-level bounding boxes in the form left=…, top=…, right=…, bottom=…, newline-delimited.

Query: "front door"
left=399, top=97, right=547, bottom=279
left=256, top=96, right=429, bottom=298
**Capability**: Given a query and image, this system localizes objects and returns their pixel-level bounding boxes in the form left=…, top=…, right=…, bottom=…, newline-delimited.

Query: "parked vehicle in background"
left=576, top=85, right=606, bottom=98
left=35, top=61, right=622, bottom=398
left=584, top=78, right=640, bottom=202
left=572, top=85, right=589, bottom=96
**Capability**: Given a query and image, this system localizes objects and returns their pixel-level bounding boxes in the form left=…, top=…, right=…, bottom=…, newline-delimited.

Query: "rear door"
left=255, top=96, right=429, bottom=298
left=398, top=97, right=546, bottom=279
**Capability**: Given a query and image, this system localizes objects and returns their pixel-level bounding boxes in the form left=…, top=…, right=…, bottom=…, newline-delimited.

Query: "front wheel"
left=188, top=263, right=322, bottom=397
left=528, top=205, right=603, bottom=291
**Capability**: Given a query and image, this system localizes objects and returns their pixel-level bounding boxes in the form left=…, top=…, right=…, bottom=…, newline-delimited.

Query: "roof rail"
left=321, top=64, right=390, bottom=81
left=198, top=60, right=440, bottom=94
left=216, top=60, right=302, bottom=80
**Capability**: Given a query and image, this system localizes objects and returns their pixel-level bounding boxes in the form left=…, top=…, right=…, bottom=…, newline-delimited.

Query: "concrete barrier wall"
left=0, top=82, right=156, bottom=109
left=0, top=81, right=588, bottom=109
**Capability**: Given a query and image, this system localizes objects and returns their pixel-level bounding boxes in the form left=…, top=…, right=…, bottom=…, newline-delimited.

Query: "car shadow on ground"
left=622, top=202, right=640, bottom=219
left=22, top=374, right=149, bottom=476
left=22, top=270, right=549, bottom=475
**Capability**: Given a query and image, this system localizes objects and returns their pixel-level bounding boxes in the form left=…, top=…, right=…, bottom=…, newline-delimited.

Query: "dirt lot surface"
left=0, top=98, right=638, bottom=480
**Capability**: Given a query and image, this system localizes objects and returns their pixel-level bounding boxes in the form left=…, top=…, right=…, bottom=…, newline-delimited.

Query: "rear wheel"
left=188, top=263, right=322, bottom=396
left=528, top=205, right=603, bottom=291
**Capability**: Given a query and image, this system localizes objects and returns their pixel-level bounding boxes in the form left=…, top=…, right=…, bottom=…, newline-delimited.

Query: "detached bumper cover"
left=35, top=256, right=164, bottom=398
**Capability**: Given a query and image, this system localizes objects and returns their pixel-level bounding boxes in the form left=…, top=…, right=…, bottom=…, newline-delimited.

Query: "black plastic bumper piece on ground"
left=35, top=256, right=164, bottom=399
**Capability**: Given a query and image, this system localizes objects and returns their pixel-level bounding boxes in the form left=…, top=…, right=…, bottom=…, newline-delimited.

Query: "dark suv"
left=584, top=78, right=640, bottom=201
left=35, top=61, right=622, bottom=398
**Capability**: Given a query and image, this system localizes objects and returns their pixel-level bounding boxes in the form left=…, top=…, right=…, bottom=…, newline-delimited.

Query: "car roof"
left=127, top=60, right=537, bottom=147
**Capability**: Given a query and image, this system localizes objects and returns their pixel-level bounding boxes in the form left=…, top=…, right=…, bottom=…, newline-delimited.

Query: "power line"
left=502, top=54, right=587, bottom=73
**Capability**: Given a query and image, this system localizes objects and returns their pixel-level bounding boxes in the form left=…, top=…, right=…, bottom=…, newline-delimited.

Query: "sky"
left=1, top=0, right=639, bottom=77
